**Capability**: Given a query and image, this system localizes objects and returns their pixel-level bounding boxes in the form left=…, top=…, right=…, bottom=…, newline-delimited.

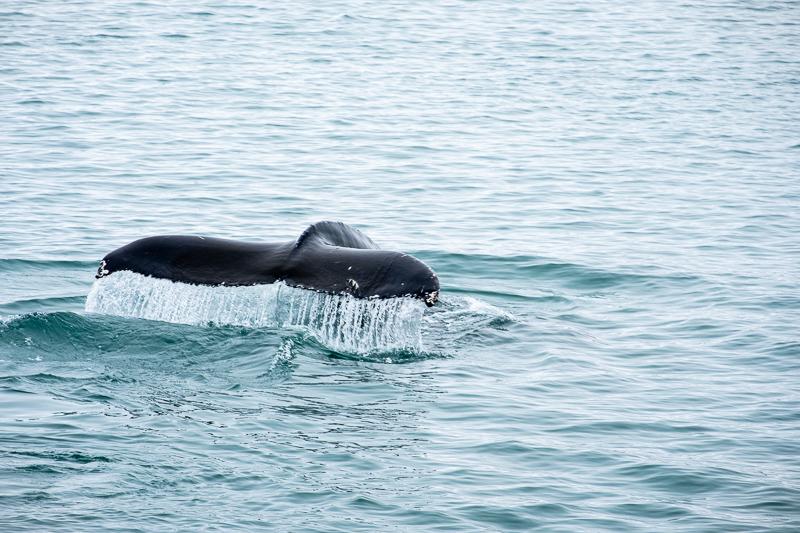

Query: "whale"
left=95, top=221, right=440, bottom=306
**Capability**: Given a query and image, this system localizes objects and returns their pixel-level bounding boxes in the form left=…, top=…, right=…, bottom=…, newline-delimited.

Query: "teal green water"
left=2, top=1, right=800, bottom=531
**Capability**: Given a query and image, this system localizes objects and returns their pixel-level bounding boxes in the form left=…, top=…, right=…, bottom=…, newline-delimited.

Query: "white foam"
left=85, top=271, right=424, bottom=354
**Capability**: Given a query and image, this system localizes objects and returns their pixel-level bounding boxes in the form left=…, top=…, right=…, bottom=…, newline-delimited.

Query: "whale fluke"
left=96, top=221, right=440, bottom=306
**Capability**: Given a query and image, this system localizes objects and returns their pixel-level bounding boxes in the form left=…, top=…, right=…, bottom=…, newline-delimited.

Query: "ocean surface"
left=2, top=1, right=799, bottom=531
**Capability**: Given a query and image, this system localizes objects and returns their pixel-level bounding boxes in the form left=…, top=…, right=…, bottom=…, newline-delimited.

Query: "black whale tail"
left=287, top=221, right=440, bottom=306
left=94, top=221, right=440, bottom=306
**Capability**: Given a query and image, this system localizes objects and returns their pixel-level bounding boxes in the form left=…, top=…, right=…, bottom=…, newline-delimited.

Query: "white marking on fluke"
left=425, top=290, right=439, bottom=306
left=85, top=271, right=424, bottom=354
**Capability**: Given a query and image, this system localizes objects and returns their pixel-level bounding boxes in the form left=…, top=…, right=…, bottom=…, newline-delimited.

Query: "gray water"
left=2, top=1, right=800, bottom=531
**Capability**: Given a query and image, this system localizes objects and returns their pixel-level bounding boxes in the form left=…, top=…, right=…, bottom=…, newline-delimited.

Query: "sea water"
left=1, top=1, right=799, bottom=531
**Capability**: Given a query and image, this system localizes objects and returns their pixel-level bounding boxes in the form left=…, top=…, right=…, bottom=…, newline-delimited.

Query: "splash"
left=85, top=271, right=424, bottom=354
left=278, top=284, right=423, bottom=354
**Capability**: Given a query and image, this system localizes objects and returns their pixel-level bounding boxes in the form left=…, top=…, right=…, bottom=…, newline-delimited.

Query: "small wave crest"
left=422, top=296, right=516, bottom=349
left=85, top=271, right=424, bottom=354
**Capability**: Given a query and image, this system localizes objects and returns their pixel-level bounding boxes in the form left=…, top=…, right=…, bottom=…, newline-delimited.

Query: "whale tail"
left=286, top=221, right=439, bottom=306
left=94, top=221, right=440, bottom=306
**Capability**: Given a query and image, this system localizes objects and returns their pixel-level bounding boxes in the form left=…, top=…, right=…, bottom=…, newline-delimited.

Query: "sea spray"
left=277, top=284, right=424, bottom=353
left=85, top=271, right=424, bottom=353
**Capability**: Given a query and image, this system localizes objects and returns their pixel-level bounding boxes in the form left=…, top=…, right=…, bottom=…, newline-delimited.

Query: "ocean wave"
left=0, top=258, right=98, bottom=273
left=416, top=250, right=702, bottom=290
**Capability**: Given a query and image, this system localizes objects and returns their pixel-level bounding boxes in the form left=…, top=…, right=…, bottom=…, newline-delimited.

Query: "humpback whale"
left=95, top=221, right=440, bottom=306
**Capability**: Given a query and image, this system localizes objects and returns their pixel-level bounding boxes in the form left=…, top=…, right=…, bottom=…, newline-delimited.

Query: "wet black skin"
left=97, top=221, right=440, bottom=306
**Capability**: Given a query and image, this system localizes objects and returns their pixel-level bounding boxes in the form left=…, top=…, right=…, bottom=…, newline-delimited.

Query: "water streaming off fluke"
left=85, top=271, right=425, bottom=354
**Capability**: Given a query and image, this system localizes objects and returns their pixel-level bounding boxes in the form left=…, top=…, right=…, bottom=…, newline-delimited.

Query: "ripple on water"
left=2, top=0, right=800, bottom=531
